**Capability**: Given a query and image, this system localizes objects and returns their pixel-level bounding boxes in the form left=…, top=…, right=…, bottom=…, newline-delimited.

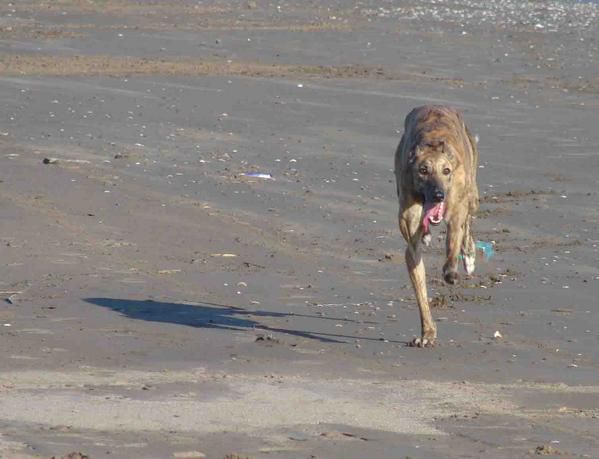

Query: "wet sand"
left=0, top=1, right=598, bottom=458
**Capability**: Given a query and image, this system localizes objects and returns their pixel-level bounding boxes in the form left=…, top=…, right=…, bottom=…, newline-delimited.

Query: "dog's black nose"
left=432, top=189, right=445, bottom=202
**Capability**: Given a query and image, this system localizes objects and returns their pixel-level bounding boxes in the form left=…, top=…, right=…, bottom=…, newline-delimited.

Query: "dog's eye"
left=419, top=166, right=428, bottom=175
left=443, top=168, right=451, bottom=175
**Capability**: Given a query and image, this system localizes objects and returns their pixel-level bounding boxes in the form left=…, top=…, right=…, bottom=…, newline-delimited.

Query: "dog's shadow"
left=85, top=297, right=380, bottom=344
left=86, top=297, right=282, bottom=330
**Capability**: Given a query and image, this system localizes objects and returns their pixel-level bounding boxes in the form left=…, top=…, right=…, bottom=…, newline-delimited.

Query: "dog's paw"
left=463, top=254, right=475, bottom=275
left=409, top=336, right=436, bottom=348
left=422, top=233, right=432, bottom=246
left=444, top=270, right=459, bottom=285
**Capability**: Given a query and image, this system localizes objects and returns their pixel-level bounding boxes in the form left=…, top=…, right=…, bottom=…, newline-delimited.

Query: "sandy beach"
left=0, top=1, right=598, bottom=457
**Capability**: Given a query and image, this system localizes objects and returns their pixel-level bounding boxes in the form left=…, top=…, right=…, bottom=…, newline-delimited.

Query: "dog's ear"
left=408, top=145, right=423, bottom=164
left=440, top=141, right=455, bottom=161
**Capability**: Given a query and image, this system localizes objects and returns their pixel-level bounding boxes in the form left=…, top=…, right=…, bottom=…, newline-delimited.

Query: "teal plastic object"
left=458, top=240, right=495, bottom=260
left=475, top=240, right=495, bottom=260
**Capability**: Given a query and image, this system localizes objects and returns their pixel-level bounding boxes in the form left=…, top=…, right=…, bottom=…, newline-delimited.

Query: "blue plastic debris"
left=475, top=240, right=495, bottom=260
left=458, top=240, right=495, bottom=261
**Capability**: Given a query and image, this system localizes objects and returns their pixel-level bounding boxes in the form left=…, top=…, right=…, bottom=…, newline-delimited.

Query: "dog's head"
left=409, top=140, right=455, bottom=229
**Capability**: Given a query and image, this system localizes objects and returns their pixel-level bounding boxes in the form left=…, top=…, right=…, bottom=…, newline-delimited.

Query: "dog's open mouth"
left=422, top=201, right=445, bottom=233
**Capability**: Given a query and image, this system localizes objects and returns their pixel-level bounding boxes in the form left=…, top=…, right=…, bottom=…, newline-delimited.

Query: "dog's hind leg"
left=461, top=215, right=476, bottom=275
left=463, top=128, right=479, bottom=276
left=399, top=204, right=437, bottom=347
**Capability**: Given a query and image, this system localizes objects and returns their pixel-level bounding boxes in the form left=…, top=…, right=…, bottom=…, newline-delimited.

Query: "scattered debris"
left=255, top=334, right=280, bottom=344
left=157, top=269, right=182, bottom=275
left=533, top=444, right=564, bottom=455
left=493, top=330, right=503, bottom=339
left=211, top=253, right=237, bottom=258
left=5, top=294, right=17, bottom=304
left=242, top=261, right=265, bottom=270
left=43, top=157, right=91, bottom=165
left=240, top=172, right=274, bottom=180
left=430, top=293, right=491, bottom=309
left=551, top=308, right=573, bottom=314
left=52, top=453, right=90, bottom=459
left=430, top=295, right=450, bottom=309
left=1, top=290, right=23, bottom=305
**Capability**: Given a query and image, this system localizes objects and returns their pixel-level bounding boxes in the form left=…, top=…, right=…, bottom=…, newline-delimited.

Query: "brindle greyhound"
left=394, top=105, right=479, bottom=347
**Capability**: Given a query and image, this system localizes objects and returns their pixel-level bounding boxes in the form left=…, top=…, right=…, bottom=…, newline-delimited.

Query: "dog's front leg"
left=443, top=213, right=466, bottom=285
left=399, top=207, right=437, bottom=347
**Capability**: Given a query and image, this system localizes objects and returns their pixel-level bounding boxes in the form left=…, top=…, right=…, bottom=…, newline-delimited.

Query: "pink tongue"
left=422, top=202, right=445, bottom=234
